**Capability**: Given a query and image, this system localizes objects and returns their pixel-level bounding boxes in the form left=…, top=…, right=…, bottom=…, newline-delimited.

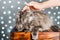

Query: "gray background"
left=0, top=0, right=60, bottom=40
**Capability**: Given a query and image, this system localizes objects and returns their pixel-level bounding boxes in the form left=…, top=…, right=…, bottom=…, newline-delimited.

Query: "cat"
left=12, top=9, right=59, bottom=40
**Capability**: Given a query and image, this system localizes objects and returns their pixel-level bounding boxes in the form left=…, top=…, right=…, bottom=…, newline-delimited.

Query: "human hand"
left=22, top=0, right=60, bottom=12
left=22, top=1, right=43, bottom=11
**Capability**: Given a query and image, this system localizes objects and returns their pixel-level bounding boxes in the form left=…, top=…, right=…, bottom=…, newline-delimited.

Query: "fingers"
left=22, top=1, right=37, bottom=12
left=22, top=6, right=28, bottom=12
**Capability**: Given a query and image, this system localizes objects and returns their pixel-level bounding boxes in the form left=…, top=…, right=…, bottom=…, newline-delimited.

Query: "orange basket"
left=10, top=32, right=60, bottom=40
left=10, top=32, right=31, bottom=40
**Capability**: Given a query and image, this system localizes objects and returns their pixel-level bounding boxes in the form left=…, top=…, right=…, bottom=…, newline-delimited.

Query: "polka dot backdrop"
left=0, top=0, right=60, bottom=40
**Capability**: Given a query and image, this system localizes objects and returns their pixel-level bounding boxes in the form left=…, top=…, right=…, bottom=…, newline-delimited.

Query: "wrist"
left=38, top=0, right=60, bottom=10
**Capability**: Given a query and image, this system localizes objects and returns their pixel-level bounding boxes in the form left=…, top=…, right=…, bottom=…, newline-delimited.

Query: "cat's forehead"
left=19, top=10, right=47, bottom=18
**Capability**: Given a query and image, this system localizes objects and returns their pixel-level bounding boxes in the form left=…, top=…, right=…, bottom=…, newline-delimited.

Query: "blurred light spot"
left=3, top=11, right=6, bottom=14
left=2, top=6, right=5, bottom=9
left=9, top=16, right=12, bottom=19
left=56, top=6, right=59, bottom=9
left=17, top=1, right=20, bottom=4
left=0, top=16, right=3, bottom=20
left=57, top=16, right=60, bottom=19
left=50, top=16, right=54, bottom=19
left=3, top=1, right=6, bottom=4
left=1, top=21, right=4, bottom=24
left=5, top=24, right=8, bottom=27
left=8, top=20, right=12, bottom=23
left=18, top=7, right=20, bottom=9
left=10, top=26, right=13, bottom=29
left=58, top=11, right=60, bottom=14
left=6, top=36, right=9, bottom=39
left=57, top=22, right=60, bottom=24
left=8, top=0, right=12, bottom=3
left=1, top=31, right=4, bottom=34
left=11, top=5, right=14, bottom=8
left=3, top=34, right=5, bottom=37
left=13, top=18, right=15, bottom=21
left=53, top=12, right=56, bottom=15
left=39, top=0, right=42, bottom=2
left=48, top=11, right=51, bottom=14
left=7, top=29, right=11, bottom=32
left=2, top=27, right=5, bottom=30
left=0, top=0, right=1, bottom=1
left=8, top=11, right=11, bottom=14
left=54, top=19, right=57, bottom=21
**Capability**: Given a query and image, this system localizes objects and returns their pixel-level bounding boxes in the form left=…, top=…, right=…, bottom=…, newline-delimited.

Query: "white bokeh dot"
left=11, top=5, right=14, bottom=8
left=2, top=27, right=5, bottom=30
left=9, top=16, right=12, bottom=19
left=0, top=16, right=3, bottom=20
left=6, top=36, right=9, bottom=39
left=57, top=22, right=60, bottom=24
left=5, top=24, right=8, bottom=27
left=56, top=6, right=59, bottom=9
left=54, top=19, right=57, bottom=21
left=0, top=0, right=1, bottom=1
left=8, top=0, right=12, bottom=3
left=39, top=0, right=42, bottom=2
left=48, top=11, right=51, bottom=14
left=1, top=21, right=4, bottom=24
left=58, top=11, right=60, bottom=14
left=57, top=16, right=60, bottom=19
left=2, top=6, right=5, bottom=9
left=18, top=7, right=20, bottom=9
left=10, top=26, right=13, bottom=29
left=3, top=11, right=6, bottom=14
left=53, top=12, right=56, bottom=15
left=7, top=29, right=11, bottom=32
left=17, top=1, right=20, bottom=4
left=1, top=31, right=4, bottom=34
left=50, top=16, right=54, bottom=19
left=13, top=18, right=15, bottom=21
left=3, top=34, right=5, bottom=37
left=3, top=1, right=6, bottom=4
left=8, top=20, right=12, bottom=23
left=8, top=11, right=11, bottom=14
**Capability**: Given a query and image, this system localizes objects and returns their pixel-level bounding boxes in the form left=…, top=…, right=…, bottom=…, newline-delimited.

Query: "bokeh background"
left=0, top=0, right=60, bottom=40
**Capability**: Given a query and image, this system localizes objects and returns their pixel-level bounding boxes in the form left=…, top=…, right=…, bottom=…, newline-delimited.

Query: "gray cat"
left=14, top=9, right=59, bottom=40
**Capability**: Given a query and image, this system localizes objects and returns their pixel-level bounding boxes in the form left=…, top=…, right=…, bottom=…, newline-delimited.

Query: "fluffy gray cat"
left=15, top=9, right=59, bottom=40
